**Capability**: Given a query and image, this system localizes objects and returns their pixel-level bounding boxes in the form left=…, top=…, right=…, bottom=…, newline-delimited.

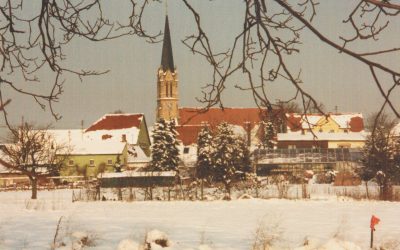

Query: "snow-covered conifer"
left=359, top=121, right=400, bottom=200
left=262, top=120, right=276, bottom=150
left=211, top=122, right=252, bottom=197
left=150, top=119, right=180, bottom=172
left=196, top=125, right=213, bottom=180
left=165, top=120, right=180, bottom=172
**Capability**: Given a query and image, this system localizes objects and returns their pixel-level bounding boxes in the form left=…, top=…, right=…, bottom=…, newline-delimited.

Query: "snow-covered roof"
left=100, top=171, right=176, bottom=178
left=286, top=113, right=364, bottom=132
left=127, top=145, right=150, bottom=163
left=277, top=131, right=369, bottom=141
left=48, top=129, right=127, bottom=155
left=48, top=129, right=86, bottom=145
left=85, top=128, right=139, bottom=145
left=84, top=114, right=144, bottom=144
left=67, top=140, right=126, bottom=155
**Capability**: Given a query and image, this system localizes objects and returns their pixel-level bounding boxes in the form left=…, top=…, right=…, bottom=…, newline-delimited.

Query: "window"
left=183, top=147, right=190, bottom=154
left=169, top=82, right=173, bottom=97
left=288, top=145, right=296, bottom=149
left=344, top=129, right=348, bottom=133
left=68, top=159, right=74, bottom=166
left=166, top=83, right=169, bottom=97
left=89, top=159, right=95, bottom=167
left=107, top=159, right=113, bottom=165
left=338, top=143, right=351, bottom=148
left=330, top=130, right=334, bottom=133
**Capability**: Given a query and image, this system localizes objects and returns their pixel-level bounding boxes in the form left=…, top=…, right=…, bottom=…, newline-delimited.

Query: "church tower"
left=156, top=15, right=179, bottom=122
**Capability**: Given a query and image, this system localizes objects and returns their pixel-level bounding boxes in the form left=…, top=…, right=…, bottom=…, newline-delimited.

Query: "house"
left=57, top=137, right=128, bottom=178
left=285, top=113, right=364, bottom=134
left=51, top=113, right=152, bottom=176
left=278, top=113, right=366, bottom=149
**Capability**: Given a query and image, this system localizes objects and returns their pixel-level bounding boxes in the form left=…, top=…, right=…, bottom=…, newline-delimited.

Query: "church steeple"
left=156, top=15, right=179, bottom=122
left=161, top=15, right=174, bottom=73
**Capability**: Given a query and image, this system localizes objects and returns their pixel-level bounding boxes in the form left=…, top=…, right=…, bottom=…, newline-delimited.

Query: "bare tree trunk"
left=201, top=179, right=204, bottom=201
left=365, top=181, right=370, bottom=200
left=225, top=183, right=231, bottom=200
left=31, top=177, right=38, bottom=200
left=128, top=187, right=134, bottom=201
left=117, top=188, right=123, bottom=201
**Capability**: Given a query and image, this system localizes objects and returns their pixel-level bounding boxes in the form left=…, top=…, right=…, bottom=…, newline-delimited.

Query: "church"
left=155, top=15, right=267, bottom=157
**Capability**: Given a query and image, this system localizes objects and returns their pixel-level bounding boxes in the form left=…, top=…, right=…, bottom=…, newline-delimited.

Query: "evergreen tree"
left=150, top=119, right=180, bottom=172
left=359, top=123, right=400, bottom=200
left=234, top=136, right=252, bottom=177
left=165, top=120, right=180, bottom=172
left=262, top=121, right=276, bottom=150
left=196, top=126, right=213, bottom=180
left=211, top=122, right=252, bottom=197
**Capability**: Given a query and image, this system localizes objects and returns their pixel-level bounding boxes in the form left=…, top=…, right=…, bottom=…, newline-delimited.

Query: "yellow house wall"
left=312, top=117, right=341, bottom=133
left=60, top=146, right=128, bottom=177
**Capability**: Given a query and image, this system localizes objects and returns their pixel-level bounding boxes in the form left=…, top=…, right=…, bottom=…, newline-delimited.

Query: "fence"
left=71, top=183, right=400, bottom=202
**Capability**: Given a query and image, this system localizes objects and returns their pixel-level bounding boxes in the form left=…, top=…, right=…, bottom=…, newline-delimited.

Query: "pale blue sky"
left=1, top=0, right=399, bottom=137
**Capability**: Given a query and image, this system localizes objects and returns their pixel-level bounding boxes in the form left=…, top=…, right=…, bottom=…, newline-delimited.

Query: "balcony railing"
left=254, top=148, right=363, bottom=164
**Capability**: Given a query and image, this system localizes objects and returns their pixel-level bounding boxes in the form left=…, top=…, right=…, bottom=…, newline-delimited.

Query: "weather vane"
left=165, top=0, right=168, bottom=15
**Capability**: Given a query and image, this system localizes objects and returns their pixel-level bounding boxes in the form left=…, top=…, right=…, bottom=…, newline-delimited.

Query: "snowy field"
left=0, top=190, right=400, bottom=249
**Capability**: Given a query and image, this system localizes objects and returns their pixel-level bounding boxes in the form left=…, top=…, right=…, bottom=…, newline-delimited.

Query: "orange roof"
left=176, top=125, right=203, bottom=146
left=179, top=107, right=266, bottom=129
left=177, top=107, right=267, bottom=145
left=86, top=114, right=143, bottom=132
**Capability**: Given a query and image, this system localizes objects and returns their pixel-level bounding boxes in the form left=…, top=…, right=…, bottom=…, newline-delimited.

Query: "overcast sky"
left=1, top=0, right=399, bottom=137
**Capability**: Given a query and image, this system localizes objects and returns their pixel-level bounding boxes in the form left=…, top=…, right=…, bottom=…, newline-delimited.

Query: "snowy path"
left=0, top=190, right=399, bottom=249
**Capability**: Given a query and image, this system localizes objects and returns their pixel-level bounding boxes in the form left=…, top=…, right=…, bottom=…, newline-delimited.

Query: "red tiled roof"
left=176, top=125, right=203, bottom=146
left=286, top=113, right=302, bottom=132
left=179, top=107, right=266, bottom=129
left=177, top=107, right=267, bottom=145
left=86, top=114, right=143, bottom=132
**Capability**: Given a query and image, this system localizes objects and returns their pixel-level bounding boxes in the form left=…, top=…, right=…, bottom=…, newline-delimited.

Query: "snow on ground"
left=0, top=190, right=400, bottom=249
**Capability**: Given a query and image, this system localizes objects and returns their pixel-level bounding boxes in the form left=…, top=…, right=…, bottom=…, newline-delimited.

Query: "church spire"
left=161, top=15, right=174, bottom=73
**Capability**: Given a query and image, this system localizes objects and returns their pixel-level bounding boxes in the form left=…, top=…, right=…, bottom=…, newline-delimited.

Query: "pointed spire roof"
left=161, top=15, right=175, bottom=72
